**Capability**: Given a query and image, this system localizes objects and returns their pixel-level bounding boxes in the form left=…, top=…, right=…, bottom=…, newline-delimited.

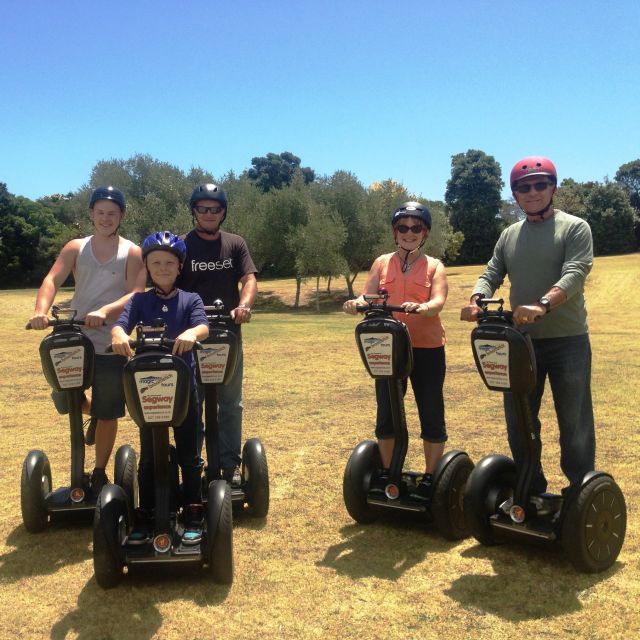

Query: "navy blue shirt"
left=115, top=289, right=208, bottom=375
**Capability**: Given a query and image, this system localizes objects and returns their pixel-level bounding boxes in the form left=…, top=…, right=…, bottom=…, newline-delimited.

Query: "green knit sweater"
left=472, top=209, right=593, bottom=339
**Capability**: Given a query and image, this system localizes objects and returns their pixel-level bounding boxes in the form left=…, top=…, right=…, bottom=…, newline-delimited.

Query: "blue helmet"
left=392, top=201, right=432, bottom=230
left=89, top=186, right=126, bottom=211
left=142, top=231, right=187, bottom=264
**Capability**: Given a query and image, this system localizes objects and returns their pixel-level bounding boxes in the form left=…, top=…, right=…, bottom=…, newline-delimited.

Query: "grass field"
left=0, top=254, right=638, bottom=639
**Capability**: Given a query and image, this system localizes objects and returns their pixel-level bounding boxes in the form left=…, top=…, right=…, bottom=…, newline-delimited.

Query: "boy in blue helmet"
left=29, top=186, right=146, bottom=497
left=111, top=231, right=209, bottom=544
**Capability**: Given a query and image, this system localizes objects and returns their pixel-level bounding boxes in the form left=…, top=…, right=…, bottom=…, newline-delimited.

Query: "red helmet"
left=510, top=156, right=557, bottom=190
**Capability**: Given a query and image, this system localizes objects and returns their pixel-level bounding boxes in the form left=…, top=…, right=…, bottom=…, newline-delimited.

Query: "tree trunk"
left=345, top=272, right=358, bottom=298
left=315, top=276, right=320, bottom=312
left=327, top=275, right=332, bottom=293
left=294, top=277, right=301, bottom=308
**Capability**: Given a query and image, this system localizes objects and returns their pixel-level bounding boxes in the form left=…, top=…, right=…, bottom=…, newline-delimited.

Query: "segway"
left=92, top=321, right=233, bottom=588
left=463, top=298, right=626, bottom=572
left=22, top=306, right=136, bottom=532
left=343, top=290, right=474, bottom=540
left=195, top=301, right=269, bottom=518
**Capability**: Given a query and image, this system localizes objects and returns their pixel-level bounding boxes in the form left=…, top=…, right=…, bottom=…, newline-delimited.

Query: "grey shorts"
left=51, top=353, right=127, bottom=420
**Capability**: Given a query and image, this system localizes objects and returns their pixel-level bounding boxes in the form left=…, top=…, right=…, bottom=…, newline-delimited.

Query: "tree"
left=244, top=152, right=315, bottom=192
left=286, top=203, right=347, bottom=310
left=583, top=183, right=636, bottom=255
left=445, top=150, right=503, bottom=265
left=615, top=160, right=640, bottom=248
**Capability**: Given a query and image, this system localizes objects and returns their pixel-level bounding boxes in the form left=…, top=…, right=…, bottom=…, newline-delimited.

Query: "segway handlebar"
left=25, top=306, right=104, bottom=329
left=475, top=297, right=516, bottom=323
left=354, top=289, right=419, bottom=315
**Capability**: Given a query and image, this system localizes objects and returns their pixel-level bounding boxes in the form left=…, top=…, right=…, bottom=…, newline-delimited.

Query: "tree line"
left=1, top=150, right=638, bottom=303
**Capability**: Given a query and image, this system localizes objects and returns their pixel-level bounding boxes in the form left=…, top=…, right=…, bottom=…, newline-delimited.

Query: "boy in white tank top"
left=29, top=186, right=146, bottom=496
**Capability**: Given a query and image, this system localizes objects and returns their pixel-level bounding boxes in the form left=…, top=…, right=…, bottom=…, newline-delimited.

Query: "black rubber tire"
left=432, top=453, right=475, bottom=540
left=93, top=487, right=127, bottom=589
left=343, top=440, right=380, bottom=524
left=208, top=480, right=234, bottom=584
left=242, top=438, right=269, bottom=518
left=114, top=444, right=138, bottom=521
left=561, top=474, right=627, bottom=573
left=20, top=450, right=51, bottom=533
left=463, top=454, right=516, bottom=546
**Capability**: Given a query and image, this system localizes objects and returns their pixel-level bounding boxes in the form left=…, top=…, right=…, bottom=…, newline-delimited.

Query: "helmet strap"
left=395, top=236, right=426, bottom=272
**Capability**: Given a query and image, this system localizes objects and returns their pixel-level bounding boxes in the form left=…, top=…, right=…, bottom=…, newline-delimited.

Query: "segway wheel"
left=463, top=454, right=516, bottom=545
left=114, top=444, right=138, bottom=520
left=343, top=440, right=380, bottom=524
left=20, top=450, right=52, bottom=533
left=207, top=480, right=233, bottom=584
left=561, top=474, right=627, bottom=573
left=93, top=486, right=128, bottom=589
left=242, top=438, right=269, bottom=518
left=432, top=452, right=474, bottom=540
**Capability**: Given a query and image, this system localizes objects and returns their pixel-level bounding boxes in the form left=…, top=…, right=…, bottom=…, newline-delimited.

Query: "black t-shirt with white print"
left=177, top=229, right=257, bottom=334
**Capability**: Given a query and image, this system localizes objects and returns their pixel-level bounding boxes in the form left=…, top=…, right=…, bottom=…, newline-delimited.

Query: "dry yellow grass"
left=0, top=254, right=638, bottom=639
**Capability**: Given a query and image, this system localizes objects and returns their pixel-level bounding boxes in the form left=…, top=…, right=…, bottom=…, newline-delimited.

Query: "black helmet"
left=392, top=201, right=431, bottom=230
left=142, top=231, right=187, bottom=264
left=189, top=184, right=228, bottom=210
left=89, top=186, right=126, bottom=212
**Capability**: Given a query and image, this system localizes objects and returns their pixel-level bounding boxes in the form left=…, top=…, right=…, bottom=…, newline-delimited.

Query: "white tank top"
left=70, top=236, right=136, bottom=353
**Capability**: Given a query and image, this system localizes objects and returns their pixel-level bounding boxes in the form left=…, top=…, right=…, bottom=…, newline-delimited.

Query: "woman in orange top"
left=343, top=202, right=448, bottom=503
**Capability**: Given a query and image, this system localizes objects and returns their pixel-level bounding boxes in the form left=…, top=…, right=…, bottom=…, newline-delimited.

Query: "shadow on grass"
left=253, top=289, right=349, bottom=314
left=50, top=566, right=231, bottom=640
left=0, top=520, right=92, bottom=583
left=445, top=542, right=623, bottom=621
left=317, top=520, right=461, bottom=581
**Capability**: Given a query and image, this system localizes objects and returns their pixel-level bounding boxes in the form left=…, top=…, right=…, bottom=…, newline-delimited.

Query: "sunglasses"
left=194, top=205, right=224, bottom=214
left=514, top=181, right=553, bottom=194
left=396, top=224, right=424, bottom=234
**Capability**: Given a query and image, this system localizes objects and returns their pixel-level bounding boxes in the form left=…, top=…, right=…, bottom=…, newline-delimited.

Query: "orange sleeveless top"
left=374, top=252, right=445, bottom=348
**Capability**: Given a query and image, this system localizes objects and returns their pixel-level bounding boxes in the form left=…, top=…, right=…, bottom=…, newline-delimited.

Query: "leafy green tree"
left=445, top=149, right=503, bottom=265
left=244, top=152, right=315, bottom=192
left=286, top=202, right=347, bottom=310
left=583, top=183, right=636, bottom=255
left=615, top=160, right=640, bottom=248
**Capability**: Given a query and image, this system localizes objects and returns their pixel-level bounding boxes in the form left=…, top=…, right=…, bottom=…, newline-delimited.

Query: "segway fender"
left=23, top=450, right=50, bottom=482
left=432, top=449, right=470, bottom=486
left=99, top=484, right=128, bottom=507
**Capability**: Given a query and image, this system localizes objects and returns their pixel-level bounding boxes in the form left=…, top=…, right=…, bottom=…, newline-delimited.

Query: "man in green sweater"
left=460, top=156, right=595, bottom=494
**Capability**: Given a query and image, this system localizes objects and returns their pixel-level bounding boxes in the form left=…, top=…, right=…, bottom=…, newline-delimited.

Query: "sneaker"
left=369, top=469, right=390, bottom=496
left=128, top=508, right=153, bottom=545
left=90, top=467, right=109, bottom=498
left=409, top=473, right=434, bottom=505
left=182, top=504, right=204, bottom=545
left=84, top=417, right=98, bottom=446
left=222, top=466, right=242, bottom=487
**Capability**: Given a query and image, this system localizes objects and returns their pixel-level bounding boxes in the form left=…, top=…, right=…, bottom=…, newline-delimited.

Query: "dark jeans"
left=503, top=333, right=595, bottom=493
left=375, top=346, right=447, bottom=443
left=138, top=389, right=202, bottom=511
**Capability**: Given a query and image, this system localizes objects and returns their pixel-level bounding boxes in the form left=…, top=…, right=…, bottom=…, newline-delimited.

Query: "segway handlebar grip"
left=25, top=318, right=87, bottom=330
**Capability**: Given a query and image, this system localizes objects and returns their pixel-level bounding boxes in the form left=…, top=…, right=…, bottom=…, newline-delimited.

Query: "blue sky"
left=1, top=1, right=639, bottom=202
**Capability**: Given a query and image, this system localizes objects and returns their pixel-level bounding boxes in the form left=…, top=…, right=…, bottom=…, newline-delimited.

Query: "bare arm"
left=343, top=259, right=382, bottom=314
left=29, top=240, right=81, bottom=329
left=231, top=272, right=258, bottom=324
left=173, top=323, right=209, bottom=355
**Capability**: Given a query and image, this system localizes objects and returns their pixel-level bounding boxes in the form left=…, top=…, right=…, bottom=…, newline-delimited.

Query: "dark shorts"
left=51, top=353, right=127, bottom=420
left=375, top=346, right=447, bottom=443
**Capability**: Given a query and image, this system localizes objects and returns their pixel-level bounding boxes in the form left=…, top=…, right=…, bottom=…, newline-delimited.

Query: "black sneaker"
left=90, top=467, right=109, bottom=498
left=369, top=469, right=390, bottom=496
left=128, top=508, right=153, bottom=545
left=409, top=473, right=434, bottom=505
left=222, top=466, right=242, bottom=487
left=182, top=504, right=204, bottom=545
left=84, top=417, right=98, bottom=446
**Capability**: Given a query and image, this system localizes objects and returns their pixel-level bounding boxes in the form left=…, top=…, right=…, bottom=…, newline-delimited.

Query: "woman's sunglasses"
left=514, top=181, right=553, bottom=194
left=396, top=224, right=425, bottom=234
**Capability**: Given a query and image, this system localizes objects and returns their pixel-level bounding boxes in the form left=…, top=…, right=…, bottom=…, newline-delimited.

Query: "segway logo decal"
left=196, top=345, right=230, bottom=384
left=134, top=371, right=178, bottom=422
left=50, top=347, right=85, bottom=389
left=474, top=339, right=510, bottom=388
left=360, top=333, right=393, bottom=376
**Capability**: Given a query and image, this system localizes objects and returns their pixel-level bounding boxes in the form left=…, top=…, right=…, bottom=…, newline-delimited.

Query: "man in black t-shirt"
left=178, top=184, right=257, bottom=484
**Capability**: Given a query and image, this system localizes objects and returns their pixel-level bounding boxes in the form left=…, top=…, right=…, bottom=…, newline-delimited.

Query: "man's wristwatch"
left=538, top=296, right=551, bottom=313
